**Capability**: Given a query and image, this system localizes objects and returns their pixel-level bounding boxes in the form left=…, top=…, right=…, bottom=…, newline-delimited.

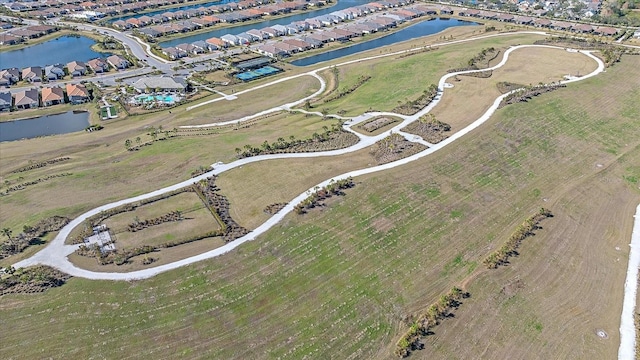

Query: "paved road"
left=618, top=203, right=640, bottom=360
left=12, top=39, right=605, bottom=280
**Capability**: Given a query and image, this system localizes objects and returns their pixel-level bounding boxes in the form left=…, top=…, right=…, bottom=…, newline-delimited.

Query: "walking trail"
left=13, top=38, right=605, bottom=282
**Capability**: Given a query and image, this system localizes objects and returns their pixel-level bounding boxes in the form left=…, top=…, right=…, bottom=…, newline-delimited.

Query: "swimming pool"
left=136, top=94, right=178, bottom=104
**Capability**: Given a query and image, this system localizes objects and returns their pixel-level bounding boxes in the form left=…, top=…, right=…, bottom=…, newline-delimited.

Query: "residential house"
left=106, top=54, right=131, bottom=69
left=0, top=92, right=12, bottom=112
left=594, top=27, right=618, bottom=36
left=66, top=83, right=90, bottom=104
left=221, top=34, right=240, bottom=46
left=0, top=34, right=21, bottom=45
left=191, top=40, right=214, bottom=52
left=0, top=68, right=20, bottom=86
left=67, top=61, right=87, bottom=77
left=87, top=58, right=109, bottom=73
left=22, top=66, right=43, bottom=83
left=41, top=86, right=65, bottom=106
left=132, top=76, right=187, bottom=93
left=162, top=47, right=187, bottom=59
left=176, top=43, right=203, bottom=55
left=256, top=43, right=287, bottom=58
left=247, top=29, right=268, bottom=40
left=206, top=37, right=227, bottom=48
left=13, top=88, right=39, bottom=109
left=45, top=64, right=65, bottom=80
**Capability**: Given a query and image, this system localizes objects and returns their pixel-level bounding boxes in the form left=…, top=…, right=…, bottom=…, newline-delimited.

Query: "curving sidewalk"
left=12, top=44, right=604, bottom=280
left=619, top=204, right=640, bottom=360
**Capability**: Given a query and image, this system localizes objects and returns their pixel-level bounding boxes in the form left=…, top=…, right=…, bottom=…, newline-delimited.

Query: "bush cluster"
left=2, top=173, right=73, bottom=195
left=483, top=208, right=553, bottom=269
left=395, top=287, right=468, bottom=357
left=10, top=157, right=70, bottom=174
left=392, top=84, right=439, bottom=115
left=294, top=178, right=355, bottom=214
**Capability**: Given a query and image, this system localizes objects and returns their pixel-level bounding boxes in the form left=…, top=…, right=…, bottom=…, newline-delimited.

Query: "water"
left=291, top=18, right=477, bottom=67
left=0, top=36, right=112, bottom=69
left=108, top=0, right=239, bottom=22
left=0, top=111, right=90, bottom=142
left=159, top=0, right=363, bottom=47
left=137, top=94, right=178, bottom=103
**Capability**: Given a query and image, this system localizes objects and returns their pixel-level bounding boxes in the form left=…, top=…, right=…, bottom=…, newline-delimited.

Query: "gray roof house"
left=132, top=76, right=187, bottom=93
left=0, top=68, right=20, bottom=85
left=221, top=34, right=240, bottom=46
left=0, top=91, right=12, bottom=112
left=45, top=64, right=65, bottom=80
left=192, top=40, right=215, bottom=52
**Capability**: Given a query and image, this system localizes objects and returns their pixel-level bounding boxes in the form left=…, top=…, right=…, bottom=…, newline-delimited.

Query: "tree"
left=124, top=139, right=132, bottom=150
left=304, top=99, right=312, bottom=110
left=1, top=228, right=12, bottom=240
left=235, top=147, right=242, bottom=155
left=135, top=136, right=141, bottom=145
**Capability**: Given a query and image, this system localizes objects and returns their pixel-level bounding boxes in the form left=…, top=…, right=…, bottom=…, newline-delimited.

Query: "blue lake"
left=159, top=0, right=364, bottom=47
left=0, top=111, right=90, bottom=142
left=0, top=36, right=111, bottom=69
left=292, top=18, right=478, bottom=66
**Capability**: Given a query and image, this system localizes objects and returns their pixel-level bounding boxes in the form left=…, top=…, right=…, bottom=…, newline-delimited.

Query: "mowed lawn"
left=0, top=48, right=638, bottom=360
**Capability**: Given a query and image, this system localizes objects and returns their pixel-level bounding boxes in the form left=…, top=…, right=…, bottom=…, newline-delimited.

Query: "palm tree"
left=1, top=228, right=12, bottom=240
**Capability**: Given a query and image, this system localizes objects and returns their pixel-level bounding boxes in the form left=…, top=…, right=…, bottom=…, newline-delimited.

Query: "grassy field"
left=306, top=32, right=547, bottom=116
left=0, top=110, right=342, bottom=266
left=216, top=147, right=377, bottom=230
left=0, top=39, right=637, bottom=359
left=174, top=75, right=320, bottom=126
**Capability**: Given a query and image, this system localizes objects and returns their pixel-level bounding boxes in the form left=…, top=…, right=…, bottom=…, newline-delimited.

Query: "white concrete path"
left=619, top=204, right=640, bottom=360
left=12, top=43, right=604, bottom=281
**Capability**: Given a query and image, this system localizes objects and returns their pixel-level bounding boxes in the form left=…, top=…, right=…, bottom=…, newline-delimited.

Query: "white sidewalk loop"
left=619, top=204, right=640, bottom=360
left=12, top=44, right=605, bottom=281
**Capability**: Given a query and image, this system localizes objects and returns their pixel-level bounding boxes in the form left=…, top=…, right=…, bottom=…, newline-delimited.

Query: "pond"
left=159, top=0, right=365, bottom=47
left=291, top=18, right=478, bottom=67
left=0, top=111, right=91, bottom=142
left=0, top=36, right=112, bottom=69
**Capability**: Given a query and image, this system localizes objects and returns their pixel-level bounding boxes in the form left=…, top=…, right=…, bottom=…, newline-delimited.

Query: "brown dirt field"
left=215, top=148, right=377, bottom=230
left=429, top=47, right=599, bottom=132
